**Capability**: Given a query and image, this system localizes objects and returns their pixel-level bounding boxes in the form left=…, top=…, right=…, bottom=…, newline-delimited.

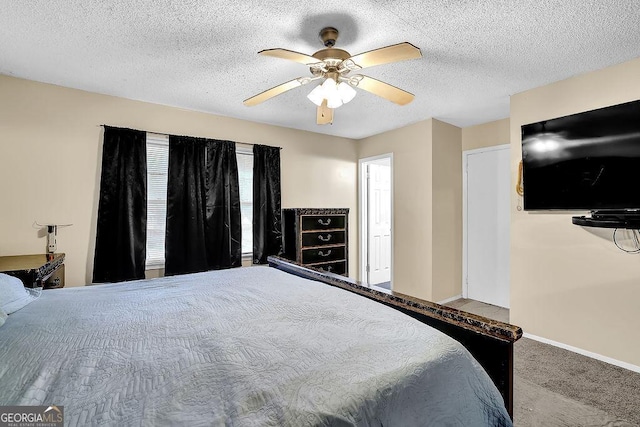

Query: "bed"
left=0, top=261, right=516, bottom=426
left=268, top=257, right=523, bottom=417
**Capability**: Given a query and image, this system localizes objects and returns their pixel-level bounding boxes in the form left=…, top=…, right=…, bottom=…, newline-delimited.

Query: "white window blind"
left=237, top=149, right=253, bottom=256
left=146, top=134, right=169, bottom=268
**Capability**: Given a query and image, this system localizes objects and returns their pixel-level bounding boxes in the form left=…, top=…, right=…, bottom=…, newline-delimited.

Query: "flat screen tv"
left=521, top=99, right=640, bottom=211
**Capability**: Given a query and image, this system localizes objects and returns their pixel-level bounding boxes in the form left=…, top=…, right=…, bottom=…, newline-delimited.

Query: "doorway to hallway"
left=359, top=154, right=393, bottom=289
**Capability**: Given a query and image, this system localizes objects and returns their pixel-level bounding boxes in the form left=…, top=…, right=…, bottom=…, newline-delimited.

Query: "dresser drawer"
left=302, top=230, right=346, bottom=247
left=301, top=245, right=345, bottom=264
left=301, top=215, right=346, bottom=231
left=312, top=261, right=346, bottom=275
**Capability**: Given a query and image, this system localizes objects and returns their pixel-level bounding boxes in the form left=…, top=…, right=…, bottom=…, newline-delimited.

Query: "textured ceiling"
left=1, top=1, right=640, bottom=139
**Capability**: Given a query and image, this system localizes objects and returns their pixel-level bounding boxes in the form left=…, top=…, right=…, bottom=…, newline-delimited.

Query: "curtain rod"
left=98, top=125, right=282, bottom=149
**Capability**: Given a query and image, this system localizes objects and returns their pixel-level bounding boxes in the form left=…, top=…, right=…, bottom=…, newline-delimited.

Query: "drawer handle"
left=318, top=249, right=332, bottom=257
left=318, top=234, right=332, bottom=242
left=320, top=266, right=333, bottom=272
left=317, top=218, right=332, bottom=226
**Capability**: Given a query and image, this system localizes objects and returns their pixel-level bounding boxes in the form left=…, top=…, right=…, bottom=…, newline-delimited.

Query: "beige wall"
left=358, top=120, right=433, bottom=299
left=462, top=118, right=510, bottom=151
left=358, top=119, right=462, bottom=302
left=0, top=75, right=358, bottom=287
left=510, top=57, right=640, bottom=367
left=431, top=120, right=462, bottom=302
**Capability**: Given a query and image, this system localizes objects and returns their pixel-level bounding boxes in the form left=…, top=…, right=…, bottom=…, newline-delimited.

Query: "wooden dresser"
left=282, top=208, right=349, bottom=276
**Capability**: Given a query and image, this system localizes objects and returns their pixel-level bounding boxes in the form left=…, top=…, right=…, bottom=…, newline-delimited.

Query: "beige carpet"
left=444, top=299, right=639, bottom=426
left=515, top=375, right=635, bottom=426
left=514, top=338, right=639, bottom=426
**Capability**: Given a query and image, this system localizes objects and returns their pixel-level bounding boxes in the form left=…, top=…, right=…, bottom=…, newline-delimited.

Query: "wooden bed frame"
left=268, top=256, right=523, bottom=418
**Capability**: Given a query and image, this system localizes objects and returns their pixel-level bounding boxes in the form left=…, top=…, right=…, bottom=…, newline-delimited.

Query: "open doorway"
left=359, top=154, right=393, bottom=289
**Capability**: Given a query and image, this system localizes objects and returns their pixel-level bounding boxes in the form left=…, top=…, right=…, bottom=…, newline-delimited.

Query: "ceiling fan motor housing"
left=320, top=27, right=339, bottom=47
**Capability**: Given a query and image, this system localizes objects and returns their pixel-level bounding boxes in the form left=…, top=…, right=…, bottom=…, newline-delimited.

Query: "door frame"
left=462, top=144, right=510, bottom=299
left=359, top=153, right=394, bottom=287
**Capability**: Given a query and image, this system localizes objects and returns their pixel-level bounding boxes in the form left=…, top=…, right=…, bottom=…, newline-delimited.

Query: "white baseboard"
left=436, top=294, right=462, bottom=305
left=523, top=332, right=640, bottom=374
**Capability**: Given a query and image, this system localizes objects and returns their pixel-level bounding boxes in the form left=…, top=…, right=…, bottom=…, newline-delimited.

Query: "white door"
left=465, top=146, right=510, bottom=308
left=367, top=161, right=391, bottom=285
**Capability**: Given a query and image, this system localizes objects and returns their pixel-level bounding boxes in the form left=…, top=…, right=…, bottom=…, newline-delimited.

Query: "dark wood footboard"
left=268, top=256, right=522, bottom=418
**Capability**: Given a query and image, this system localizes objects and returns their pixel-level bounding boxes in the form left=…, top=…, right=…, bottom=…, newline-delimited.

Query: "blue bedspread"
left=0, top=266, right=511, bottom=426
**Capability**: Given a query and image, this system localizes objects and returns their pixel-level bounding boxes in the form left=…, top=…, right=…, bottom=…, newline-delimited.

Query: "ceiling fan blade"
left=317, top=100, right=333, bottom=125
left=243, top=79, right=303, bottom=106
left=345, top=42, right=421, bottom=70
left=259, top=48, right=320, bottom=65
left=355, top=75, right=415, bottom=105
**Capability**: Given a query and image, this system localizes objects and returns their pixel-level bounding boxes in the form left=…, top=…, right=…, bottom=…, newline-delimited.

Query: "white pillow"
left=0, top=273, right=41, bottom=314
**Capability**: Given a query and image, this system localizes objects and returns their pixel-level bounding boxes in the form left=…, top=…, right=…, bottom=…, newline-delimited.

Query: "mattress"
left=0, top=266, right=511, bottom=426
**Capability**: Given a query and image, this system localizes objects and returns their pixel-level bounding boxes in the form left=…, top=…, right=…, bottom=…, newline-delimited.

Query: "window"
left=146, top=134, right=169, bottom=268
left=144, top=137, right=253, bottom=269
left=236, top=146, right=253, bottom=256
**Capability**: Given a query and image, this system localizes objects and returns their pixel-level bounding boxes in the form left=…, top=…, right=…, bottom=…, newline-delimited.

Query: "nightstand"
left=0, top=253, right=65, bottom=289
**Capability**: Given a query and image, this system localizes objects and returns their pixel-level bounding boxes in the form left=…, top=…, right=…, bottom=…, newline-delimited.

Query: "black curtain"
left=93, top=126, right=147, bottom=283
left=165, top=136, right=241, bottom=275
left=205, top=140, right=242, bottom=269
left=253, top=144, right=282, bottom=264
left=165, top=136, right=209, bottom=275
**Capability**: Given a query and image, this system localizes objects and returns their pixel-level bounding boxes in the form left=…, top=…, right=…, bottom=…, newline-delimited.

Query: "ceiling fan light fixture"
left=321, top=77, right=338, bottom=97
left=307, top=85, right=325, bottom=106
left=337, top=81, right=356, bottom=104
left=307, top=78, right=353, bottom=109
left=326, top=96, right=343, bottom=109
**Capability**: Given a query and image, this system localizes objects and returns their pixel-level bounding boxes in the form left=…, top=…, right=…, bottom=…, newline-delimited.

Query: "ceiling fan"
left=243, top=27, right=422, bottom=125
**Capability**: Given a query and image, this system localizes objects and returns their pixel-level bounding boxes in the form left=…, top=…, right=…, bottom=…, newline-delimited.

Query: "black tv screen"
left=521, top=99, right=640, bottom=211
